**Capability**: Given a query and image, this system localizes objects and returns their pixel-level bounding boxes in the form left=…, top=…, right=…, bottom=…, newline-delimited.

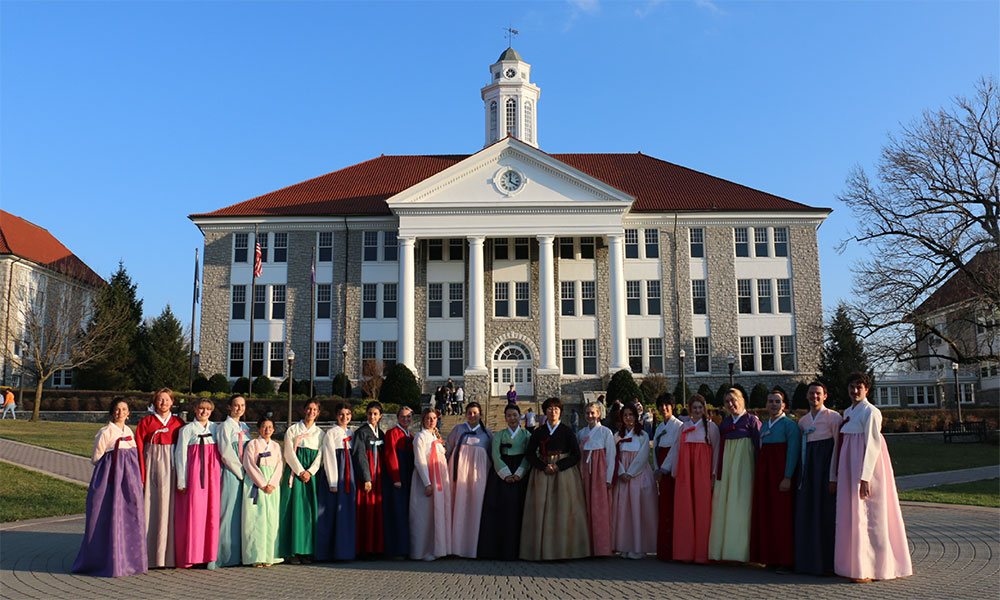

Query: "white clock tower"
left=481, top=47, right=541, bottom=148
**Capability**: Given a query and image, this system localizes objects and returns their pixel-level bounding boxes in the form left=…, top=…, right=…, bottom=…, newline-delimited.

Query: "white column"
left=398, top=237, right=416, bottom=372
left=608, top=233, right=630, bottom=372
left=467, top=236, right=487, bottom=373
left=537, top=235, right=559, bottom=373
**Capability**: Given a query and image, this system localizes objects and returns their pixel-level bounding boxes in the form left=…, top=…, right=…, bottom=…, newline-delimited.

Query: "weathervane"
left=504, top=25, right=519, bottom=48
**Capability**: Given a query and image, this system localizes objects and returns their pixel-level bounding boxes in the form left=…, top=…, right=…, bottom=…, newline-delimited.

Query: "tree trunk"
left=31, top=381, right=43, bottom=422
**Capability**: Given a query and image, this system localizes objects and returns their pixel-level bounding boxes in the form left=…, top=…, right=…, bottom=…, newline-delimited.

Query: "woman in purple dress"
left=72, top=398, right=148, bottom=577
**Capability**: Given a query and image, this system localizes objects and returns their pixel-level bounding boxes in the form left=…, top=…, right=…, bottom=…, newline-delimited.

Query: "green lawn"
left=0, top=421, right=101, bottom=457
left=899, top=478, right=1000, bottom=508
left=0, top=462, right=87, bottom=522
left=886, top=440, right=999, bottom=476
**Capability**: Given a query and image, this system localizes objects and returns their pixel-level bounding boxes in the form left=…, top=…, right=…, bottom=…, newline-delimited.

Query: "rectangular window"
left=691, top=279, right=707, bottom=315
left=251, top=341, right=265, bottom=377
left=270, top=342, right=285, bottom=378
left=960, top=383, right=975, bottom=404
left=754, top=228, right=768, bottom=258
left=582, top=339, right=597, bottom=375
left=428, top=341, right=443, bottom=377
left=229, top=342, right=244, bottom=378
left=449, top=283, right=464, bottom=318
left=271, top=285, right=286, bottom=320
left=363, top=232, right=379, bottom=261
left=580, top=237, right=595, bottom=259
left=626, top=280, right=641, bottom=315
left=581, top=281, right=596, bottom=315
left=737, top=279, right=752, bottom=314
left=648, top=338, right=663, bottom=373
left=695, top=337, right=710, bottom=373
left=734, top=228, right=749, bottom=257
left=428, top=283, right=443, bottom=318
left=494, top=238, right=508, bottom=261
left=559, top=237, right=575, bottom=259
left=428, top=239, right=443, bottom=261
left=382, top=231, right=398, bottom=262
left=494, top=282, right=509, bottom=317
left=318, top=231, right=333, bottom=262
left=361, top=341, right=376, bottom=373
left=231, top=285, right=246, bottom=320
left=644, top=229, right=659, bottom=259
left=515, top=282, right=529, bottom=317
left=234, top=233, right=248, bottom=263
left=448, top=238, right=463, bottom=261
left=561, top=281, right=576, bottom=316
left=362, top=284, right=377, bottom=319
left=760, top=336, right=776, bottom=371
left=690, top=228, right=704, bottom=258
left=757, top=279, right=772, bottom=313
left=253, top=285, right=266, bottom=320
left=647, top=280, right=661, bottom=315
left=740, top=336, right=755, bottom=372
left=273, top=233, right=287, bottom=263
left=382, top=341, right=397, bottom=372
left=562, top=339, right=577, bottom=375
left=774, top=227, right=788, bottom=257
left=780, top=335, right=795, bottom=371
left=382, top=283, right=397, bottom=319
left=624, top=229, right=639, bottom=259
left=316, top=284, right=331, bottom=319
left=315, top=342, right=331, bottom=378
left=257, top=233, right=269, bottom=262
left=777, top=279, right=792, bottom=313
left=448, top=341, right=463, bottom=377
left=514, top=237, right=530, bottom=260
left=628, top=338, right=643, bottom=373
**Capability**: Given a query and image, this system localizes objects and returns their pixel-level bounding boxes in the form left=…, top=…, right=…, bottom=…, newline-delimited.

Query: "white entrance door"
left=491, top=341, right=534, bottom=397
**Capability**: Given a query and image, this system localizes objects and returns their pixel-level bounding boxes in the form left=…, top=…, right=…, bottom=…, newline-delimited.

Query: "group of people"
left=72, top=372, right=911, bottom=583
left=432, top=378, right=464, bottom=416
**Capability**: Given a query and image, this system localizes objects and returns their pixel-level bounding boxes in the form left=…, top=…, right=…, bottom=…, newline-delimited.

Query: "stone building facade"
left=191, top=49, right=831, bottom=404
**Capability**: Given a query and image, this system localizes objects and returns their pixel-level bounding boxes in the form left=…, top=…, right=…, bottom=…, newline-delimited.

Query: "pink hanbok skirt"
left=580, top=448, right=613, bottom=556
left=610, top=450, right=658, bottom=555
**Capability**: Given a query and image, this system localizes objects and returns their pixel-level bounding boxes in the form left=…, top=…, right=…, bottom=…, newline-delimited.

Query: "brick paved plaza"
left=1, top=501, right=997, bottom=600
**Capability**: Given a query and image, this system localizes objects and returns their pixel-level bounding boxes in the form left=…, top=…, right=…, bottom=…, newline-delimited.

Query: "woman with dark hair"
left=610, top=402, right=657, bottom=558
left=708, top=387, right=760, bottom=563
left=667, top=394, right=719, bottom=563
left=410, top=408, right=452, bottom=560
left=750, top=389, right=800, bottom=569
left=214, top=394, right=250, bottom=567
left=72, top=398, right=147, bottom=577
left=352, top=401, right=385, bottom=555
left=316, top=402, right=356, bottom=561
left=652, top=392, right=683, bottom=561
left=519, top=397, right=590, bottom=561
left=174, top=398, right=221, bottom=568
left=577, top=400, right=615, bottom=557
left=134, top=388, right=184, bottom=568
left=477, top=403, right=530, bottom=559
left=242, top=417, right=283, bottom=567
left=278, top=399, right=324, bottom=563
left=794, top=381, right=841, bottom=575
left=446, top=400, right=492, bottom=558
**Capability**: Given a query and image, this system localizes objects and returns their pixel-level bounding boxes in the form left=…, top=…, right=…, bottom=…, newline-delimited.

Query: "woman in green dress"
left=477, top=404, right=531, bottom=559
left=277, top=399, right=324, bottom=563
left=241, top=417, right=284, bottom=567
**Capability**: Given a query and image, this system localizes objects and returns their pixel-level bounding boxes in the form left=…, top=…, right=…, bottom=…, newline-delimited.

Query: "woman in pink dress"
left=445, top=401, right=492, bottom=558
left=610, top=402, right=658, bottom=558
left=409, top=408, right=453, bottom=560
left=577, top=401, right=615, bottom=557
left=173, top=398, right=221, bottom=568
left=835, top=373, right=912, bottom=582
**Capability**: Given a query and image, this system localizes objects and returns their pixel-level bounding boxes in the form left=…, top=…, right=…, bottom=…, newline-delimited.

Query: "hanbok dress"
left=135, top=411, right=184, bottom=568
left=278, top=420, right=323, bottom=558
left=214, top=416, right=249, bottom=567
left=577, top=423, right=615, bottom=557
left=652, top=415, right=683, bottom=561
left=383, top=423, right=415, bottom=557
left=315, top=425, right=356, bottom=561
left=835, top=399, right=912, bottom=581
left=477, top=425, right=530, bottom=559
left=409, top=429, right=452, bottom=560
left=241, top=437, right=283, bottom=565
left=352, top=421, right=385, bottom=554
left=794, top=407, right=841, bottom=575
left=72, top=423, right=147, bottom=577
left=173, top=420, right=221, bottom=568
left=708, top=411, right=760, bottom=562
left=446, top=422, right=492, bottom=558
left=519, top=422, right=591, bottom=561
left=750, top=414, right=800, bottom=567
left=667, top=418, right=720, bottom=563
left=611, top=430, right=658, bottom=557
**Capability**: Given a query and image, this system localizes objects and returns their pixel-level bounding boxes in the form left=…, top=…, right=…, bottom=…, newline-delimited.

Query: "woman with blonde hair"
left=667, top=394, right=719, bottom=563
left=708, top=387, right=760, bottom=563
left=409, top=408, right=452, bottom=560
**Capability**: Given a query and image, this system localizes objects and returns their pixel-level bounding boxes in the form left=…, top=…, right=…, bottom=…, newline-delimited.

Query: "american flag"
left=253, top=241, right=262, bottom=278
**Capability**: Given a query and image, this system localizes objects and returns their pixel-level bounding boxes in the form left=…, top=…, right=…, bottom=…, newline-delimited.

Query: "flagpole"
left=309, top=244, right=316, bottom=397
left=188, top=247, right=199, bottom=393
left=249, top=226, right=259, bottom=402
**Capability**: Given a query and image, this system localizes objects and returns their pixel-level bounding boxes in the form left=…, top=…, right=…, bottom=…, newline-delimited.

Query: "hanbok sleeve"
left=306, top=429, right=324, bottom=476
left=514, top=431, right=530, bottom=478
left=828, top=411, right=843, bottom=482
left=661, top=439, right=676, bottom=475
left=283, top=425, right=306, bottom=476
left=174, top=426, right=191, bottom=489
left=413, top=434, right=432, bottom=487
left=556, top=425, right=581, bottom=471
left=444, top=426, right=461, bottom=462
left=625, top=432, right=650, bottom=477
left=525, top=429, right=545, bottom=471
left=90, top=426, right=111, bottom=465
left=267, top=441, right=284, bottom=488
left=322, top=430, right=339, bottom=488
left=215, top=423, right=245, bottom=481
left=243, top=440, right=268, bottom=489
left=708, top=422, right=721, bottom=479
left=784, top=419, right=800, bottom=479
left=604, top=429, right=617, bottom=484
left=351, top=427, right=372, bottom=484
left=134, top=418, right=148, bottom=482
left=860, top=406, right=883, bottom=483
left=493, top=432, right=513, bottom=479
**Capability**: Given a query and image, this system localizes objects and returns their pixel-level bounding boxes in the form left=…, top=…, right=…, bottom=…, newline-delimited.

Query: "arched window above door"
left=494, top=341, right=532, bottom=361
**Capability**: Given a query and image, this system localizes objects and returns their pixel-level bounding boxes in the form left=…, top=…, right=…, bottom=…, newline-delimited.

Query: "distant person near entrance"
left=507, top=384, right=517, bottom=404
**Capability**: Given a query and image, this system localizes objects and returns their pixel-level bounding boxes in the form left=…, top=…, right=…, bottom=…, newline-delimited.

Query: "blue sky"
left=2, top=0, right=997, bottom=340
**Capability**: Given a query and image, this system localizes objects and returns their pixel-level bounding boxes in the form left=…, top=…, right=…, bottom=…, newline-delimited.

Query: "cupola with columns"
left=481, top=47, right=541, bottom=148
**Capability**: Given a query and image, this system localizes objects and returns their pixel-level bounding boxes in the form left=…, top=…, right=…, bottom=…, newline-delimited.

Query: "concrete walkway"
left=0, top=438, right=92, bottom=485
left=895, top=465, right=999, bottom=490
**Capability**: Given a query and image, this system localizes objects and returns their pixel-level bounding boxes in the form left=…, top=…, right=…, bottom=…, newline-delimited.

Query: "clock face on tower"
left=504, top=68, right=516, bottom=79
left=494, top=168, right=525, bottom=195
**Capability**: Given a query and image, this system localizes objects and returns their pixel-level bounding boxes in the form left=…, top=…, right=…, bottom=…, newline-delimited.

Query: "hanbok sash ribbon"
left=343, top=437, right=352, bottom=494
left=429, top=439, right=445, bottom=491
left=250, top=451, right=271, bottom=504
left=799, top=426, right=816, bottom=489
left=370, top=439, right=383, bottom=480
left=197, top=433, right=212, bottom=489
left=153, top=426, right=170, bottom=441
left=237, top=429, right=245, bottom=461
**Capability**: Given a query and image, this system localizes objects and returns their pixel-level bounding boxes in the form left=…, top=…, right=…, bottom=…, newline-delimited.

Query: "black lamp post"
left=342, top=343, right=349, bottom=399
left=951, top=361, right=963, bottom=424
left=679, top=348, right=687, bottom=402
left=727, top=353, right=735, bottom=387
left=286, top=348, right=295, bottom=427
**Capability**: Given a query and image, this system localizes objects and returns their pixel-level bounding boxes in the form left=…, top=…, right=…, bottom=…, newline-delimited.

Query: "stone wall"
left=199, top=230, right=232, bottom=377
left=789, top=224, right=824, bottom=377
left=704, top=225, right=740, bottom=375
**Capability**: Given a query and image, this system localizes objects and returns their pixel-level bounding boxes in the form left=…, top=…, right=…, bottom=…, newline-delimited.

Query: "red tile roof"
left=0, top=211, right=104, bottom=287
left=190, top=152, right=822, bottom=218
left=912, top=248, right=1000, bottom=316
